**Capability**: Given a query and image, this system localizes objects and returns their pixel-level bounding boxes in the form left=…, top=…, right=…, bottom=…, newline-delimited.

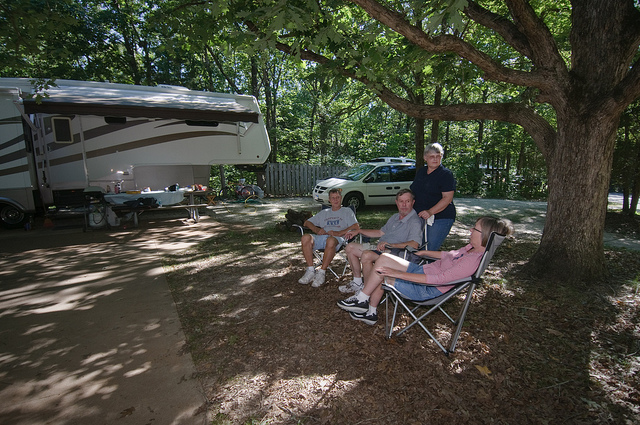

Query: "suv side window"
left=368, top=165, right=391, bottom=183
left=391, top=165, right=416, bottom=182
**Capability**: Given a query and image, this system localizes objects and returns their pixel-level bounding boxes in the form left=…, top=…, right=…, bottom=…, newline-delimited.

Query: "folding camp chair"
left=293, top=204, right=359, bottom=279
left=382, top=231, right=507, bottom=355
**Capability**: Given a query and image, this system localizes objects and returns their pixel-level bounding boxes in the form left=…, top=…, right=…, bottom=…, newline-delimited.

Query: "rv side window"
left=53, top=117, right=73, bottom=143
left=105, top=116, right=126, bottom=124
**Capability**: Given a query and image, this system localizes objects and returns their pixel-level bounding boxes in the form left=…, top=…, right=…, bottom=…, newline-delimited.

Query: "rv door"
left=34, top=114, right=89, bottom=201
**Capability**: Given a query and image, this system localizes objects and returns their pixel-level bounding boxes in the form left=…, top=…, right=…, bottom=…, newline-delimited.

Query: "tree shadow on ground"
left=166, top=223, right=640, bottom=424
left=0, top=217, right=210, bottom=424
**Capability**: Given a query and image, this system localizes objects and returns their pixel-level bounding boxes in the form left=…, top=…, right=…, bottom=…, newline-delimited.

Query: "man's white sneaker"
left=298, top=269, right=315, bottom=284
left=338, top=280, right=364, bottom=294
left=311, top=271, right=326, bottom=287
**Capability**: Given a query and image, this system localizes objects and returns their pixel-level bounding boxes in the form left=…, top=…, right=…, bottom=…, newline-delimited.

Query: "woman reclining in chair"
left=337, top=216, right=513, bottom=325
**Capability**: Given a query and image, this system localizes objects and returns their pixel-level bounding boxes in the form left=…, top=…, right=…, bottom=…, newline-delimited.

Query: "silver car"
left=312, top=159, right=417, bottom=209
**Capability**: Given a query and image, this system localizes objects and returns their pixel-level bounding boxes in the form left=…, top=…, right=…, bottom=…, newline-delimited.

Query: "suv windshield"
left=337, top=164, right=376, bottom=181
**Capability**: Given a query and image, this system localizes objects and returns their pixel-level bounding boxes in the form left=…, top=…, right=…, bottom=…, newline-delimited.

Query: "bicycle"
left=218, top=182, right=256, bottom=200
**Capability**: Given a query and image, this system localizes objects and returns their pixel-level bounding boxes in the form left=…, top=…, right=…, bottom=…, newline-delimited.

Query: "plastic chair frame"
left=382, top=232, right=506, bottom=356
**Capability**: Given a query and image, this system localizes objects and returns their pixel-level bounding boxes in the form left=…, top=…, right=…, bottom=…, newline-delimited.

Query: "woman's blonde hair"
left=476, top=216, right=514, bottom=247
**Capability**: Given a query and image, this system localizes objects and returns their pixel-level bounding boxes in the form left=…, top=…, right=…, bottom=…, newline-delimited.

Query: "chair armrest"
left=421, top=255, right=438, bottom=261
left=292, top=224, right=307, bottom=236
left=393, top=245, right=437, bottom=265
left=292, top=225, right=360, bottom=242
left=403, top=245, right=438, bottom=261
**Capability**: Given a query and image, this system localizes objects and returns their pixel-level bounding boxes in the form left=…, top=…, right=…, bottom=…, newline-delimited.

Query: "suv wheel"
left=343, top=192, right=364, bottom=210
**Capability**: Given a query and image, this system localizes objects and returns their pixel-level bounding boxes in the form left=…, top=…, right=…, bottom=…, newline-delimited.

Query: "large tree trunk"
left=523, top=0, right=634, bottom=282
left=526, top=114, right=619, bottom=281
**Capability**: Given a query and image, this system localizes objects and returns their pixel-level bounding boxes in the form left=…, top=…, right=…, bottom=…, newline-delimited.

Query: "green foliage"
left=421, top=0, right=470, bottom=32
left=455, top=158, right=485, bottom=196
left=209, top=165, right=258, bottom=192
left=0, top=0, right=562, bottom=201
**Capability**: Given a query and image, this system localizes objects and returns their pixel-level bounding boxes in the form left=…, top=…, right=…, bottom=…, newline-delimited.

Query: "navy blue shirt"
left=410, top=164, right=456, bottom=220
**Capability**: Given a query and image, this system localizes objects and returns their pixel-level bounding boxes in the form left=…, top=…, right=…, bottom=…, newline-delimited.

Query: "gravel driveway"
left=206, top=193, right=639, bottom=250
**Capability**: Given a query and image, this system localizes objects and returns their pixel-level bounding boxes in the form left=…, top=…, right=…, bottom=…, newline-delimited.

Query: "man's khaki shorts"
left=358, top=242, right=375, bottom=251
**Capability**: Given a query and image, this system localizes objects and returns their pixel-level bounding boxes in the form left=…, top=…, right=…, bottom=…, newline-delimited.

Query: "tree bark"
left=415, top=118, right=425, bottom=167
left=526, top=114, right=618, bottom=280
left=430, top=85, right=442, bottom=146
left=262, top=66, right=278, bottom=163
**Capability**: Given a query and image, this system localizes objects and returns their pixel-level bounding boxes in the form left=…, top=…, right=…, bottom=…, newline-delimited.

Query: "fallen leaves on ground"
left=165, top=214, right=640, bottom=424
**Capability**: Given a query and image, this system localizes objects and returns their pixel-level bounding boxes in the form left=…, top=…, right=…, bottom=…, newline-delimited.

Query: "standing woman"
left=410, top=143, right=456, bottom=250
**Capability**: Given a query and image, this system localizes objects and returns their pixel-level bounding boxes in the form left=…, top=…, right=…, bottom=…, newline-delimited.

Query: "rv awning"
left=22, top=84, right=260, bottom=123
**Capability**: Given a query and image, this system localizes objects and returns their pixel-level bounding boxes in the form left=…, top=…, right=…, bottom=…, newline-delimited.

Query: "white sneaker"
left=311, top=271, right=326, bottom=287
left=298, top=269, right=315, bottom=284
left=338, top=280, right=364, bottom=294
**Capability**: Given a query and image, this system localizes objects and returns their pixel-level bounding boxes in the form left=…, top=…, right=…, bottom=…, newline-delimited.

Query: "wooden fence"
left=264, top=163, right=348, bottom=196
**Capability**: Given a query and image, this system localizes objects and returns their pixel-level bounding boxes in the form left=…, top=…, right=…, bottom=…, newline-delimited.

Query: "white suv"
left=312, top=159, right=417, bottom=209
left=368, top=157, right=415, bottom=164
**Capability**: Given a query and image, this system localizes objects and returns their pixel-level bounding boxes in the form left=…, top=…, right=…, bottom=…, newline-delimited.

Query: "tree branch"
left=347, top=0, right=553, bottom=91
left=244, top=21, right=556, bottom=158
left=374, top=86, right=556, bottom=158
left=610, top=59, right=640, bottom=113
left=503, top=0, right=568, bottom=75
left=463, top=1, right=533, bottom=58
left=206, top=45, right=243, bottom=94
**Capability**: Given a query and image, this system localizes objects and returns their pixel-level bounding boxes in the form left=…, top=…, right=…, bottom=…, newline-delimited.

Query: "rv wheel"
left=0, top=204, right=27, bottom=229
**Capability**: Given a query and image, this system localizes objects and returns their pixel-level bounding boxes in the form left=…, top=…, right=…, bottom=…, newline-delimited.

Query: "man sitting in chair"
left=339, top=189, right=423, bottom=294
left=337, top=216, right=513, bottom=325
left=298, top=189, right=359, bottom=288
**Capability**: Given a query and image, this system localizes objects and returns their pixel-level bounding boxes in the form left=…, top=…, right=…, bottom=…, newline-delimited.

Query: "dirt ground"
left=163, top=197, right=640, bottom=424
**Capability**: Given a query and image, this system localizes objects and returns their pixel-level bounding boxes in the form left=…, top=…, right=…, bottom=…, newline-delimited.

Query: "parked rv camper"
left=0, top=78, right=271, bottom=228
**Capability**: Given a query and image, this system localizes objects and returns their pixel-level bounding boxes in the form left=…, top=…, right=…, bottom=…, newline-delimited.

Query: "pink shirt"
left=423, top=244, right=483, bottom=293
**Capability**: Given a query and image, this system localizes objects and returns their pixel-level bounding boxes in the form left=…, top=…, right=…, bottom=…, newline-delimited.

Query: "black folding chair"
left=382, top=232, right=507, bottom=355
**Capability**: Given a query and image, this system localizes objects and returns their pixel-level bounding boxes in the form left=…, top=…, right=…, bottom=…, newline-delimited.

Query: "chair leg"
left=393, top=299, right=449, bottom=354
left=313, top=251, right=341, bottom=279
left=340, top=262, right=349, bottom=278
left=326, top=267, right=340, bottom=279
left=384, top=295, right=390, bottom=337
left=447, top=283, right=477, bottom=354
left=385, top=286, right=471, bottom=355
left=384, top=294, right=403, bottom=339
left=382, top=294, right=392, bottom=338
